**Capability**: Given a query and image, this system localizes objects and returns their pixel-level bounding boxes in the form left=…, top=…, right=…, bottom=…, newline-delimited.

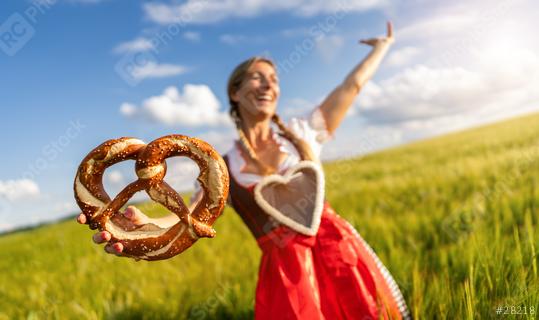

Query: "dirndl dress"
left=222, top=110, right=410, bottom=319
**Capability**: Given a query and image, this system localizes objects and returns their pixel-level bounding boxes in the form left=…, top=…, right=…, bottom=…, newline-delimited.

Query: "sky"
left=1, top=0, right=538, bottom=232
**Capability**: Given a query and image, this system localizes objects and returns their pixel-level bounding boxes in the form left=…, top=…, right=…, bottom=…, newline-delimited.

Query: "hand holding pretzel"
left=74, top=135, right=229, bottom=261
left=77, top=206, right=155, bottom=255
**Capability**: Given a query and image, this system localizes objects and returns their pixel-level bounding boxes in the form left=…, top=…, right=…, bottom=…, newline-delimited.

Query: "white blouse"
left=225, top=108, right=331, bottom=188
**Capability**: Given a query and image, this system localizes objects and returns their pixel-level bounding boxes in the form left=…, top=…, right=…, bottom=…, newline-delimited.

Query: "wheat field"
left=1, top=113, right=538, bottom=319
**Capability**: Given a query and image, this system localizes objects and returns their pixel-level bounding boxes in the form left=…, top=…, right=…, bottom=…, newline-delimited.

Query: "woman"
left=78, top=22, right=410, bottom=319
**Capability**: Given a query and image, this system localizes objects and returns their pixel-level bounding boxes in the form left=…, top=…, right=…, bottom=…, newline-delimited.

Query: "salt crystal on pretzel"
left=74, top=135, right=229, bottom=261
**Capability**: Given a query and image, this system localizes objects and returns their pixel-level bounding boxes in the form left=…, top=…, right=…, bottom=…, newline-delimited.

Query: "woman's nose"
left=259, top=78, right=269, bottom=88
left=259, top=77, right=272, bottom=89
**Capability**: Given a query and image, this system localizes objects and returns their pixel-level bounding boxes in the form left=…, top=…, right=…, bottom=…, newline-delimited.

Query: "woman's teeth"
left=257, top=95, right=272, bottom=101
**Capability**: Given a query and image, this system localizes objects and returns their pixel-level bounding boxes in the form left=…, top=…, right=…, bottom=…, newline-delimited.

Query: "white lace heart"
left=254, top=161, right=325, bottom=236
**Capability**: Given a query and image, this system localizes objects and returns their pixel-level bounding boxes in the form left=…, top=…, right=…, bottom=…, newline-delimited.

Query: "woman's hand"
left=317, top=21, right=395, bottom=135
left=76, top=206, right=151, bottom=256
left=359, top=21, right=395, bottom=48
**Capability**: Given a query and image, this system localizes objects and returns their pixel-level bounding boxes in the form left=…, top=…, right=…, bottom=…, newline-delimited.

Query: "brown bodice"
left=224, top=155, right=279, bottom=239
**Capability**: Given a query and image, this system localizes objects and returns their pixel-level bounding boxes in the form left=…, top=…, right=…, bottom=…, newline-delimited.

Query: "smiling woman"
left=220, top=47, right=410, bottom=319
left=231, top=62, right=280, bottom=119
left=227, top=58, right=317, bottom=176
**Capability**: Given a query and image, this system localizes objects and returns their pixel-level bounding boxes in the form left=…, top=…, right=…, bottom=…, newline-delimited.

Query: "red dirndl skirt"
left=254, top=203, right=410, bottom=320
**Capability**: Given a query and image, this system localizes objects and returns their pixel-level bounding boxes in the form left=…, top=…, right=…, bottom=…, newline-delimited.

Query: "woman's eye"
left=249, top=73, right=278, bottom=85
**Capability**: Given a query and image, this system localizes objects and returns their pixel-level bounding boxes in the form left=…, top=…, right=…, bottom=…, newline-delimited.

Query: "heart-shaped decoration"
left=254, top=161, right=325, bottom=236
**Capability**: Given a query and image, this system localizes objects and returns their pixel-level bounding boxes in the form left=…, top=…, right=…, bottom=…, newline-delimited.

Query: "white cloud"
left=121, top=84, right=231, bottom=127
left=113, top=37, right=155, bottom=54
left=0, top=179, right=40, bottom=202
left=219, top=34, right=266, bottom=45
left=322, top=124, right=403, bottom=160
left=64, top=0, right=108, bottom=4
left=106, top=170, right=124, bottom=185
left=164, top=158, right=200, bottom=192
left=354, top=43, right=539, bottom=137
left=220, top=34, right=247, bottom=45
left=282, top=98, right=318, bottom=118
left=129, top=62, right=188, bottom=81
left=196, top=129, right=236, bottom=154
left=183, top=31, right=201, bottom=42
left=120, top=103, right=137, bottom=117
left=281, top=27, right=310, bottom=38
left=143, top=0, right=386, bottom=25
left=395, top=0, right=519, bottom=43
left=386, top=46, right=421, bottom=67
left=398, top=14, right=476, bottom=43
left=316, top=35, right=344, bottom=63
left=54, top=201, right=79, bottom=213
left=357, top=65, right=487, bottom=123
left=393, top=0, right=533, bottom=69
left=296, top=1, right=383, bottom=17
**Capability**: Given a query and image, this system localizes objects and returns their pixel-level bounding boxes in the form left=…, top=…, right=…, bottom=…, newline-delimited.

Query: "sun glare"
left=478, top=20, right=533, bottom=66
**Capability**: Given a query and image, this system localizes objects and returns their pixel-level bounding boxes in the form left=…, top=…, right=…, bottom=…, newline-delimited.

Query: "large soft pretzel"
left=74, top=135, right=229, bottom=261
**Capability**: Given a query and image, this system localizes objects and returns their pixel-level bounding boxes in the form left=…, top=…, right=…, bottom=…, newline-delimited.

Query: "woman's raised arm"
left=318, top=21, right=395, bottom=134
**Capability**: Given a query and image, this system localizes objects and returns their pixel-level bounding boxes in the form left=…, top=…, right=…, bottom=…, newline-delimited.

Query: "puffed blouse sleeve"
left=287, top=107, right=332, bottom=159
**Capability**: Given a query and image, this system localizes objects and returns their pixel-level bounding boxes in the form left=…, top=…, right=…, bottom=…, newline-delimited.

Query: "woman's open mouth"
left=256, top=94, right=273, bottom=103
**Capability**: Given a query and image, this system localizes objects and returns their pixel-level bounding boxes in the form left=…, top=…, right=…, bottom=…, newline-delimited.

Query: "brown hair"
left=227, top=57, right=316, bottom=175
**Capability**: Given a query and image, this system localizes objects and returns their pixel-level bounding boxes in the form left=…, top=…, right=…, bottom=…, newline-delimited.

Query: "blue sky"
left=1, top=0, right=538, bottom=231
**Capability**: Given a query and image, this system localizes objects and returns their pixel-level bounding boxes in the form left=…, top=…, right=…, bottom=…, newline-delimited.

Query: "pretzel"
left=74, top=135, right=229, bottom=261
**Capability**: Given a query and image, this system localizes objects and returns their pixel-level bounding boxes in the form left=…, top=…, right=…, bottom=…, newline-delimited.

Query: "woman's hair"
left=227, top=57, right=315, bottom=175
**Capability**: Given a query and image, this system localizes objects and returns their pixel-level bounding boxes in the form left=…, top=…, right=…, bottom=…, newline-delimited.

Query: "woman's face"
left=232, top=61, right=280, bottom=120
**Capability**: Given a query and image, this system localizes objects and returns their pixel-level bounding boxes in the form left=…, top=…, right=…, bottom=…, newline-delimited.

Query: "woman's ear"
left=230, top=90, right=240, bottom=103
left=231, top=88, right=240, bottom=103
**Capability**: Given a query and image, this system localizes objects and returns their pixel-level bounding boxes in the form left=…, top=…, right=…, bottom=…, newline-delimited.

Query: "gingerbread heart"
left=254, top=161, right=324, bottom=236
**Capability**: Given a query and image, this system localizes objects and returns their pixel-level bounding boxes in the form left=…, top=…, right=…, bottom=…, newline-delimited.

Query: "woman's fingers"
left=359, top=21, right=394, bottom=46
left=359, top=38, right=377, bottom=46
left=124, top=206, right=137, bottom=220
left=92, top=231, right=124, bottom=256
left=105, top=242, right=124, bottom=255
left=77, top=213, right=86, bottom=224
left=79, top=212, right=126, bottom=256
left=114, top=242, right=124, bottom=253
left=92, top=231, right=111, bottom=244
left=125, top=206, right=149, bottom=225
left=110, top=209, right=135, bottom=229
left=387, top=21, right=393, bottom=39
